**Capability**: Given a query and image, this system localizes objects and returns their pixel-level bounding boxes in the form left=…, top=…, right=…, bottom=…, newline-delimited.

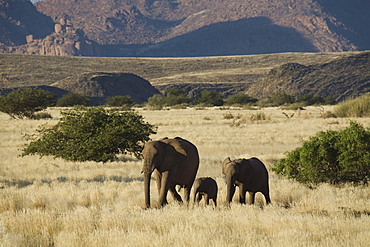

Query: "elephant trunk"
left=226, top=175, right=235, bottom=204
left=144, top=172, right=151, bottom=208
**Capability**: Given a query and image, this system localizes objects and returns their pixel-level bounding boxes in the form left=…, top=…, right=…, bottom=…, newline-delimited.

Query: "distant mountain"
left=0, top=0, right=54, bottom=46
left=1, top=0, right=369, bottom=56
left=33, top=0, right=370, bottom=56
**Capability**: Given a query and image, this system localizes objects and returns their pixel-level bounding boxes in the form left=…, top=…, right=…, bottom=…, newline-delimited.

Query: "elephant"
left=142, top=137, right=199, bottom=208
left=222, top=157, right=270, bottom=205
left=192, top=177, right=218, bottom=206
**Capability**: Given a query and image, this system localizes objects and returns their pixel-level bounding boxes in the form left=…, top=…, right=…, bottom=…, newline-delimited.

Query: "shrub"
left=105, top=95, right=135, bottom=108
left=0, top=88, right=55, bottom=119
left=297, top=94, right=336, bottom=106
left=146, top=94, right=167, bottom=110
left=224, top=94, right=258, bottom=106
left=146, top=89, right=190, bottom=109
left=164, top=88, right=190, bottom=106
left=334, top=94, right=370, bottom=117
left=273, top=121, right=370, bottom=186
left=22, top=107, right=157, bottom=162
left=56, top=92, right=90, bottom=107
left=258, top=92, right=295, bottom=107
left=195, top=90, right=224, bottom=106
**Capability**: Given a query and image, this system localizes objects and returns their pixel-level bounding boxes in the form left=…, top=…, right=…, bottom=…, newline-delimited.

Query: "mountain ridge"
left=1, top=0, right=370, bottom=56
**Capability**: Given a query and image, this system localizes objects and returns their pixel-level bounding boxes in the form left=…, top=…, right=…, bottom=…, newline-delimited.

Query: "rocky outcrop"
left=3, top=17, right=100, bottom=56
left=51, top=72, right=161, bottom=105
left=34, top=0, right=370, bottom=57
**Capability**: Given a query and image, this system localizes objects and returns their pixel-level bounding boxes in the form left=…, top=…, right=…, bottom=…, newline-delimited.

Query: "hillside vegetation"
left=1, top=51, right=365, bottom=101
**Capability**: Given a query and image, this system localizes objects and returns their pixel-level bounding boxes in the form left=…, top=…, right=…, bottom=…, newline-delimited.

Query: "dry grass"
left=0, top=106, right=369, bottom=246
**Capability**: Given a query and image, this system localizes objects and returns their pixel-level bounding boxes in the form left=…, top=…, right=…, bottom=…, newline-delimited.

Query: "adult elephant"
left=142, top=137, right=199, bottom=208
left=222, top=157, right=271, bottom=205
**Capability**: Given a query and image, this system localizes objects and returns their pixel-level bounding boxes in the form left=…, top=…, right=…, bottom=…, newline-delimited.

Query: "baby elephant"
left=192, top=177, right=218, bottom=206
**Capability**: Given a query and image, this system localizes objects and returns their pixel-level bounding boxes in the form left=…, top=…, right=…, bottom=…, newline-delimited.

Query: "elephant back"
left=163, top=137, right=199, bottom=160
left=247, top=157, right=268, bottom=173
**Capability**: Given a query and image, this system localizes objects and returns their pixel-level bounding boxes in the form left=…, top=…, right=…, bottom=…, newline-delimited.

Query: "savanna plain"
left=0, top=106, right=369, bottom=247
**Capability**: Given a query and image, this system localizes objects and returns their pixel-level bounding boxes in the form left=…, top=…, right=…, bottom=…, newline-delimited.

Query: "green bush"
left=259, top=92, right=295, bottom=107
left=105, top=95, right=135, bottom=107
left=297, top=94, right=336, bottom=106
left=273, top=121, right=370, bottom=186
left=224, top=94, right=258, bottom=106
left=0, top=88, right=54, bottom=119
left=146, top=89, right=190, bottom=109
left=164, top=88, right=190, bottom=106
left=334, top=94, right=370, bottom=117
left=56, top=92, right=90, bottom=107
left=146, top=94, right=167, bottom=110
left=22, top=107, right=157, bottom=162
left=195, top=90, right=224, bottom=106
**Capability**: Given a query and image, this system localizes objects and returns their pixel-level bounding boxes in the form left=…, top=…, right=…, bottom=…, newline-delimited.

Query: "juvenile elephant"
left=192, top=177, right=218, bottom=206
left=142, top=137, right=199, bottom=208
left=222, top=157, right=270, bottom=205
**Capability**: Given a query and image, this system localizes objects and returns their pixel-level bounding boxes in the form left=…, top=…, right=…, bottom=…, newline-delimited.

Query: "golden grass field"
left=0, top=106, right=370, bottom=246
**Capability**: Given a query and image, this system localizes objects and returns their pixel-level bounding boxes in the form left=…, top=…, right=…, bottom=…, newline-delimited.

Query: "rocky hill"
left=33, top=0, right=370, bottom=56
left=0, top=0, right=53, bottom=46
left=0, top=0, right=99, bottom=55
left=50, top=72, right=160, bottom=105
left=246, top=51, right=370, bottom=101
left=1, top=0, right=370, bottom=56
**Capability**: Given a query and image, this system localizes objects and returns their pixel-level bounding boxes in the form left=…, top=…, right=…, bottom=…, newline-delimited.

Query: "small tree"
left=105, top=95, right=135, bottom=107
left=0, top=88, right=54, bottom=119
left=266, top=92, right=295, bottom=106
left=22, top=107, right=157, bottom=162
left=146, top=94, right=167, bottom=109
left=297, top=94, right=325, bottom=106
left=164, top=88, right=190, bottom=106
left=297, top=94, right=336, bottom=106
left=196, top=90, right=224, bottom=106
left=56, top=92, right=90, bottom=107
left=273, top=121, right=370, bottom=186
left=225, top=94, right=258, bottom=106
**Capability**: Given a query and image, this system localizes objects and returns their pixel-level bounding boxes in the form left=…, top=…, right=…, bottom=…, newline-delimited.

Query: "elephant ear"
left=159, top=140, right=187, bottom=171
left=222, top=157, right=232, bottom=175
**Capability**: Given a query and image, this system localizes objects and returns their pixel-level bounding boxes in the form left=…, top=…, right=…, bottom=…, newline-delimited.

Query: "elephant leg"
left=263, top=190, right=271, bottom=204
left=158, top=171, right=174, bottom=207
left=182, top=186, right=192, bottom=204
left=238, top=185, right=247, bottom=204
left=169, top=186, right=183, bottom=203
left=247, top=191, right=256, bottom=205
left=154, top=171, right=168, bottom=205
left=227, top=184, right=236, bottom=204
left=204, top=194, right=210, bottom=205
left=196, top=193, right=202, bottom=204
